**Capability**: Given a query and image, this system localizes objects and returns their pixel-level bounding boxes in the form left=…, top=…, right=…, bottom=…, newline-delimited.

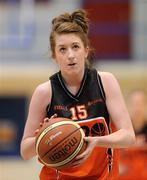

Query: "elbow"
left=20, top=137, right=37, bottom=160
left=20, top=142, right=32, bottom=160
left=127, top=131, right=136, bottom=147
left=20, top=150, right=30, bottom=160
left=20, top=147, right=30, bottom=160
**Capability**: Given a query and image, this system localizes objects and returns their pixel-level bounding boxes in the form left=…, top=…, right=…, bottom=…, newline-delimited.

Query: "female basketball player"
left=20, top=9, right=135, bottom=180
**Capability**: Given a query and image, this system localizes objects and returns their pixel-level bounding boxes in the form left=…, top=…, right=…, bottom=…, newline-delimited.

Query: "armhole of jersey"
left=97, top=72, right=106, bottom=102
left=46, top=80, right=53, bottom=116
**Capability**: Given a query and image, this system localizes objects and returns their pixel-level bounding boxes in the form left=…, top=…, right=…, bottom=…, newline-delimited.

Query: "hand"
left=71, top=136, right=97, bottom=167
left=34, top=114, right=57, bottom=136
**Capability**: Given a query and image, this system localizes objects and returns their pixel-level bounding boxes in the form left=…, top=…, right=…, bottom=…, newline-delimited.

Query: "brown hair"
left=49, top=9, right=93, bottom=67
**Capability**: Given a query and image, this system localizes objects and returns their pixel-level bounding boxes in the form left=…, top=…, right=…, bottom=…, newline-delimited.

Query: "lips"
left=68, top=63, right=76, bottom=66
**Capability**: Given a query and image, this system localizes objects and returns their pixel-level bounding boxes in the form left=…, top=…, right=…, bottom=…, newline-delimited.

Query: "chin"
left=63, top=65, right=84, bottom=76
left=70, top=67, right=81, bottom=74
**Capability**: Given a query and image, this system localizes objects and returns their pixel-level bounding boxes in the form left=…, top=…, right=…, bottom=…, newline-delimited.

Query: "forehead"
left=55, top=33, right=83, bottom=47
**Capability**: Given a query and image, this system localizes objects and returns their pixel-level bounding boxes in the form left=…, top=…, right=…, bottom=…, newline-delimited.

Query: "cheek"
left=53, top=51, right=61, bottom=63
left=54, top=56, right=65, bottom=67
left=79, top=53, right=86, bottom=63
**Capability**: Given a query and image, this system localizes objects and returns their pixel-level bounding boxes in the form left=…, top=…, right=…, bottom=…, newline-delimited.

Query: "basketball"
left=35, top=117, right=86, bottom=169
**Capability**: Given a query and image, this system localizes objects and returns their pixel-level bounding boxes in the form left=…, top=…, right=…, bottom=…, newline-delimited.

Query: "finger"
left=40, top=122, right=43, bottom=127
left=43, top=118, right=50, bottom=123
left=50, top=114, right=57, bottom=119
left=71, top=162, right=81, bottom=167
left=75, top=152, right=87, bottom=160
left=83, top=137, right=89, bottom=143
left=34, top=129, right=39, bottom=135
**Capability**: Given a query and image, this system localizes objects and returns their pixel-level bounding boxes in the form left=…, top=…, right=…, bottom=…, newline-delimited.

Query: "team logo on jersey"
left=77, top=117, right=109, bottom=137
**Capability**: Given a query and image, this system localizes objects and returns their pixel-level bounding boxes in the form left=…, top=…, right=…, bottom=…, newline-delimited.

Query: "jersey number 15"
left=70, top=105, right=88, bottom=120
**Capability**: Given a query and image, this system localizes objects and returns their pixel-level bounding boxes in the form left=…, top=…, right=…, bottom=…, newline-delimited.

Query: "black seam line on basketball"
left=41, top=127, right=82, bottom=159
left=42, top=128, right=83, bottom=167
left=41, top=127, right=81, bottom=159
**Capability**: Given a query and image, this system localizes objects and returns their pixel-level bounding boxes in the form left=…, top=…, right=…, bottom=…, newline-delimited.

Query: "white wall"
left=131, top=0, right=147, bottom=61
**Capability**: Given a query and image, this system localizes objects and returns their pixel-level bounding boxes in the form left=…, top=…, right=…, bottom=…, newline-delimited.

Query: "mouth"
left=68, top=63, right=76, bottom=66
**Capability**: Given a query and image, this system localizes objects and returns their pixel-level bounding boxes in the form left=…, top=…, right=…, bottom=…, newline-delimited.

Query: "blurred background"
left=0, top=0, right=147, bottom=179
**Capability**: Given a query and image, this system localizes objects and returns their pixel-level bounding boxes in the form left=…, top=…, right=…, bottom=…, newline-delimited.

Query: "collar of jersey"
left=57, top=68, right=88, bottom=101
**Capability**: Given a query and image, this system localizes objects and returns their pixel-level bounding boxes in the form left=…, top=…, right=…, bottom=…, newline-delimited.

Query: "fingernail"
left=45, top=118, right=49, bottom=122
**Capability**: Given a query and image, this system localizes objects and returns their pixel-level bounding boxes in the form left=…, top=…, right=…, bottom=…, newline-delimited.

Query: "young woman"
left=21, top=9, right=135, bottom=180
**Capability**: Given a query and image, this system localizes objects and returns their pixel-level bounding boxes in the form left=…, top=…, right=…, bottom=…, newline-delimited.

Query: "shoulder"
left=98, top=71, right=118, bottom=86
left=98, top=71, right=121, bottom=98
left=32, top=80, right=52, bottom=103
left=98, top=71, right=117, bottom=82
left=35, top=80, right=51, bottom=93
left=35, top=81, right=51, bottom=94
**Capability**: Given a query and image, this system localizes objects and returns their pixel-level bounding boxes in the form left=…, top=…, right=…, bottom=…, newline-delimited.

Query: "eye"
left=59, top=47, right=66, bottom=53
left=73, top=44, right=79, bottom=49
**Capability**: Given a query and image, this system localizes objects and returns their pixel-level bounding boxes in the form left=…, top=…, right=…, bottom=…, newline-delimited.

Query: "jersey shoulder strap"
left=97, top=72, right=106, bottom=101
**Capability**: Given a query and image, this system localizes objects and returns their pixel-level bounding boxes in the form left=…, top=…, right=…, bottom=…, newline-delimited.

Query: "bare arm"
left=20, top=81, right=51, bottom=160
left=72, top=72, right=136, bottom=167
left=85, top=72, right=135, bottom=148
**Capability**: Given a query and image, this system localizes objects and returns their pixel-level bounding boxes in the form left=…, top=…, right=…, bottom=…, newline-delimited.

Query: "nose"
left=67, top=48, right=74, bottom=59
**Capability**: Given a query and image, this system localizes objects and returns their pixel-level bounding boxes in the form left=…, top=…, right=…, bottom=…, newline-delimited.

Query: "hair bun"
left=52, top=13, right=72, bottom=31
left=52, top=9, right=89, bottom=34
left=71, top=9, right=89, bottom=34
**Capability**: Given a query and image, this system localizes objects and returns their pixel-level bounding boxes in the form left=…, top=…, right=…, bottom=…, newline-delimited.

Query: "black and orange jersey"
left=40, top=68, right=119, bottom=180
left=47, top=68, right=109, bottom=124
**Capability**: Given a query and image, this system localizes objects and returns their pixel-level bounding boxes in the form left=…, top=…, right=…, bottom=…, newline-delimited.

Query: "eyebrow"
left=57, top=42, right=80, bottom=47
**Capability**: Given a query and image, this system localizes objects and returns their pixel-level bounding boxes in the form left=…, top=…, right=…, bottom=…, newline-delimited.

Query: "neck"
left=61, top=69, right=85, bottom=86
left=60, top=68, right=85, bottom=95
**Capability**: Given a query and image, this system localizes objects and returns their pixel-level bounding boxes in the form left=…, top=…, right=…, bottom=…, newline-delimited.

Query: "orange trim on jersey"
left=76, top=117, right=109, bottom=136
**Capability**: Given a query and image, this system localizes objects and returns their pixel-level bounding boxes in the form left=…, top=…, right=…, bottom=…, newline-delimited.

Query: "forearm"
left=20, top=137, right=37, bottom=160
left=93, top=129, right=136, bottom=148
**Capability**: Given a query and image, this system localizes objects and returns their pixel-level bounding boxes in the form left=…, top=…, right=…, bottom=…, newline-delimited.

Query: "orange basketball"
left=35, top=117, right=86, bottom=169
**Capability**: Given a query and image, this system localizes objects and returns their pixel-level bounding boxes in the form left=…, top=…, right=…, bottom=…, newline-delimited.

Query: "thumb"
left=34, top=129, right=39, bottom=136
left=83, top=136, right=89, bottom=142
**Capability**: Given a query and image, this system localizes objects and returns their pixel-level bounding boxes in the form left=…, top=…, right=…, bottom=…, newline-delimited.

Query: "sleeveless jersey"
left=40, top=68, right=119, bottom=180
